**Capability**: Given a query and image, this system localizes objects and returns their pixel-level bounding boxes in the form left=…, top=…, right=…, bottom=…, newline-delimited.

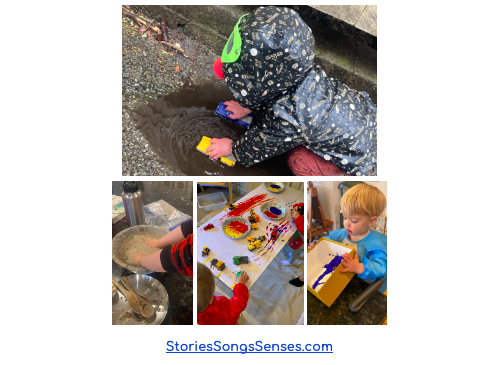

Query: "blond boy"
left=309, top=184, right=387, bottom=293
left=197, top=263, right=249, bottom=325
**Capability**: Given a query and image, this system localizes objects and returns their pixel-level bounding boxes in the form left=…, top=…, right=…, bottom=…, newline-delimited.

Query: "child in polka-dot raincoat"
left=208, top=6, right=377, bottom=176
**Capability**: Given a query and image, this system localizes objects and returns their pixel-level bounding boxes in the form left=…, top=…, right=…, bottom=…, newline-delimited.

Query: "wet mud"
left=131, top=82, right=293, bottom=176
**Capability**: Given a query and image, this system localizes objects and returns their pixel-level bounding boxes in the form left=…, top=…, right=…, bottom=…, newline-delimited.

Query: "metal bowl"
left=222, top=217, right=252, bottom=240
left=260, top=201, right=287, bottom=220
left=112, top=225, right=170, bottom=274
left=112, top=274, right=169, bottom=325
left=265, top=182, right=285, bottom=193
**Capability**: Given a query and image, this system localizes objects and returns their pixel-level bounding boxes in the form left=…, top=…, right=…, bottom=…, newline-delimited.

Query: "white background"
left=2, top=0, right=500, bottom=364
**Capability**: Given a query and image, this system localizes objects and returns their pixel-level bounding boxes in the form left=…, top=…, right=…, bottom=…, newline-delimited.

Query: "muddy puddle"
left=131, top=82, right=292, bottom=176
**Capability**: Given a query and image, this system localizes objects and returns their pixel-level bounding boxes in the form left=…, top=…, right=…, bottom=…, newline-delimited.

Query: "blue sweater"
left=325, top=228, right=387, bottom=293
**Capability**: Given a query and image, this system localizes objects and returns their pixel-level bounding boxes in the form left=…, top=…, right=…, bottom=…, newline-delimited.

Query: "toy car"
left=203, top=223, right=214, bottom=231
left=201, top=246, right=210, bottom=257
left=259, top=234, right=266, bottom=242
left=270, top=225, right=279, bottom=241
left=251, top=223, right=258, bottom=230
left=248, top=239, right=262, bottom=252
left=210, top=258, right=226, bottom=271
left=225, top=204, right=237, bottom=211
left=248, top=235, right=264, bottom=251
left=247, top=236, right=255, bottom=243
left=233, top=256, right=249, bottom=265
left=248, top=210, right=260, bottom=223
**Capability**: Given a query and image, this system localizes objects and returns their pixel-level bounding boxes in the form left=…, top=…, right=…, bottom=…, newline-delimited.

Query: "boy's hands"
left=236, top=271, right=249, bottom=285
left=340, top=252, right=365, bottom=274
left=308, top=239, right=317, bottom=250
left=207, top=138, right=232, bottom=159
left=143, top=238, right=159, bottom=248
left=223, top=101, right=251, bottom=120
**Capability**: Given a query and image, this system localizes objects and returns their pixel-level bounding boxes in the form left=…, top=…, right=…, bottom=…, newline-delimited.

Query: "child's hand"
left=292, top=207, right=300, bottom=220
left=340, top=252, right=364, bottom=275
left=143, top=238, right=159, bottom=248
left=308, top=239, right=317, bottom=250
left=207, top=138, right=232, bottom=159
left=224, top=101, right=251, bottom=120
left=236, top=271, right=249, bottom=285
left=133, top=252, right=145, bottom=266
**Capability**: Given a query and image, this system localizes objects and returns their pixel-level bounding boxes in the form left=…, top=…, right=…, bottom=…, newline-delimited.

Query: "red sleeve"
left=294, top=215, right=304, bottom=234
left=229, top=283, right=249, bottom=318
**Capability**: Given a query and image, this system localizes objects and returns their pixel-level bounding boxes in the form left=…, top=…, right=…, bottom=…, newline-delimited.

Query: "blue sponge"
left=215, top=102, right=253, bottom=129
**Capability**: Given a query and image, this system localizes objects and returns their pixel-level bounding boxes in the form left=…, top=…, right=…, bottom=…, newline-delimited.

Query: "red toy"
left=203, top=223, right=214, bottom=231
left=270, top=225, right=279, bottom=242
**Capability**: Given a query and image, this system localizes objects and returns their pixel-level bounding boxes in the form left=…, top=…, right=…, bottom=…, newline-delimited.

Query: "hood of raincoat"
left=221, top=6, right=315, bottom=109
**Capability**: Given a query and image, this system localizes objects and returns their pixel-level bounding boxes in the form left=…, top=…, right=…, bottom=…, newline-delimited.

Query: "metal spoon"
left=112, top=278, right=141, bottom=314
left=120, top=276, right=155, bottom=319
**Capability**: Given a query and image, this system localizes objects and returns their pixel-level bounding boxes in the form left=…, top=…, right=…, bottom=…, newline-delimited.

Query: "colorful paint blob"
left=267, top=184, right=281, bottom=192
left=264, top=211, right=278, bottom=218
left=220, top=193, right=275, bottom=220
left=270, top=206, right=282, bottom=215
left=312, top=254, right=343, bottom=289
left=223, top=220, right=249, bottom=238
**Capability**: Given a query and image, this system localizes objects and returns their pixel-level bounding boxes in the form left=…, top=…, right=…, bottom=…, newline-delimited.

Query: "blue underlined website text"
left=166, top=341, right=333, bottom=354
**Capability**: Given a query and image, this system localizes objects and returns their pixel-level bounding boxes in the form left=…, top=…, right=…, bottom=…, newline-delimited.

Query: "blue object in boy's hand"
left=215, top=102, right=253, bottom=129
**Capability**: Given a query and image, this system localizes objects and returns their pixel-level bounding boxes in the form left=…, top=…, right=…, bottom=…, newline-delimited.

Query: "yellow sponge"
left=196, top=136, right=235, bottom=167
left=221, top=155, right=235, bottom=167
left=196, top=136, right=212, bottom=155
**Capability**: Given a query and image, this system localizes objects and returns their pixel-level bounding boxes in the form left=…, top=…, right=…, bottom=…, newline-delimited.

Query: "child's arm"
left=231, top=118, right=306, bottom=167
left=309, top=229, right=346, bottom=250
left=340, top=250, right=387, bottom=280
left=358, top=250, right=387, bottom=280
left=327, top=229, right=347, bottom=242
left=134, top=251, right=166, bottom=273
left=229, top=272, right=250, bottom=317
left=143, top=221, right=192, bottom=248
left=135, top=234, right=193, bottom=276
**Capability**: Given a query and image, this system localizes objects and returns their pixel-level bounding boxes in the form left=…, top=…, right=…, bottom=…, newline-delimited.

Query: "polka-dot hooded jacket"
left=221, top=6, right=377, bottom=176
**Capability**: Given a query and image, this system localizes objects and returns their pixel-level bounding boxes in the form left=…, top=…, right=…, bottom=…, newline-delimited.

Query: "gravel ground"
left=122, top=9, right=223, bottom=176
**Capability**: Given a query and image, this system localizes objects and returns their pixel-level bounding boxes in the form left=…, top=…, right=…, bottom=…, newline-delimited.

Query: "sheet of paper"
left=197, top=183, right=303, bottom=289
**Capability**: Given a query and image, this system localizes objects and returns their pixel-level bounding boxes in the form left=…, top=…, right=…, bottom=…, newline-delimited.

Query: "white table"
left=197, top=183, right=303, bottom=289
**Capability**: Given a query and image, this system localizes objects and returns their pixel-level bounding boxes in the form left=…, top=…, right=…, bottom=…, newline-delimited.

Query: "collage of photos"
left=112, top=181, right=387, bottom=326
left=116, top=6, right=384, bottom=327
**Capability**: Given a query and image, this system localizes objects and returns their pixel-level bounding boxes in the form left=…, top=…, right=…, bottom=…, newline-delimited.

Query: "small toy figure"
left=248, top=238, right=262, bottom=252
left=233, top=256, right=249, bottom=265
left=248, top=210, right=260, bottom=223
left=203, top=223, right=214, bottom=231
left=225, top=204, right=237, bottom=211
left=210, top=258, right=226, bottom=271
left=202, top=246, right=210, bottom=257
left=270, top=225, right=279, bottom=242
left=251, top=223, right=258, bottom=230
